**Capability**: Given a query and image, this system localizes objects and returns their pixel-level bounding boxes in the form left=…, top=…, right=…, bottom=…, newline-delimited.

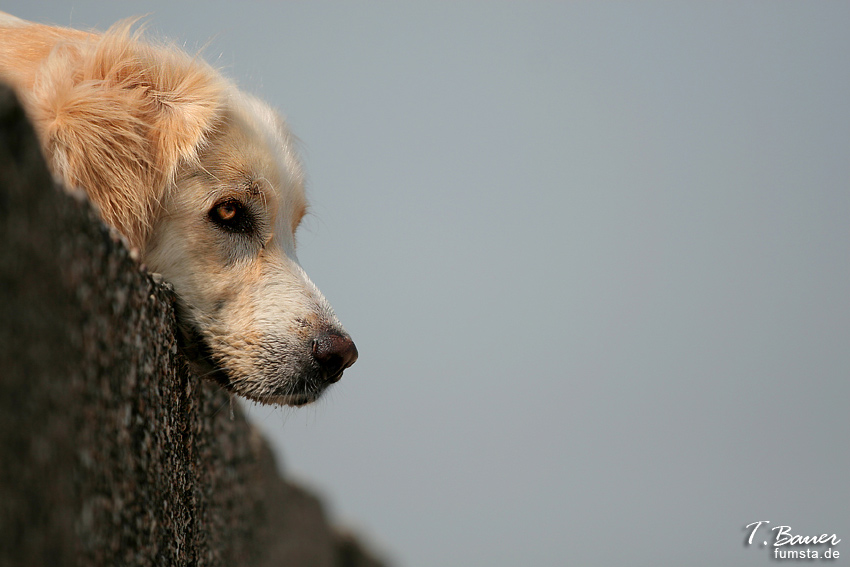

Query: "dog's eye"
left=215, top=201, right=238, bottom=221
left=209, top=199, right=254, bottom=233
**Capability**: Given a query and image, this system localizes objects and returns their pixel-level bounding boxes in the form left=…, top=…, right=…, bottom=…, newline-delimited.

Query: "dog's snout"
left=312, top=331, right=358, bottom=383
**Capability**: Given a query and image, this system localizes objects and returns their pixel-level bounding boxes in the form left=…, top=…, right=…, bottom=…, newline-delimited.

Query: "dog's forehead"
left=225, top=94, right=308, bottom=252
left=192, top=93, right=307, bottom=228
left=232, top=92, right=304, bottom=195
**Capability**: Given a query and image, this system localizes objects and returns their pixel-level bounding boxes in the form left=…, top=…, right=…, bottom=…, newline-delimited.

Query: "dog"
left=0, top=12, right=357, bottom=406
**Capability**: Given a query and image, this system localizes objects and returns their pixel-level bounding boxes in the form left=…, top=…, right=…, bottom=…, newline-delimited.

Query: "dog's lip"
left=177, top=320, right=330, bottom=406
left=325, top=369, right=345, bottom=384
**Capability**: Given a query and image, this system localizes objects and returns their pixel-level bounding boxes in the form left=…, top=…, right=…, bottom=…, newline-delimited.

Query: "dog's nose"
left=312, top=331, right=358, bottom=383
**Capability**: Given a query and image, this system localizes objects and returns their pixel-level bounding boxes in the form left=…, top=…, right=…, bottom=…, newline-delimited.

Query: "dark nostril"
left=312, top=331, right=358, bottom=383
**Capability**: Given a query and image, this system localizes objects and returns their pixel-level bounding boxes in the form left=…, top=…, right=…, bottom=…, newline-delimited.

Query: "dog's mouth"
left=175, top=320, right=327, bottom=407
left=176, top=320, right=233, bottom=390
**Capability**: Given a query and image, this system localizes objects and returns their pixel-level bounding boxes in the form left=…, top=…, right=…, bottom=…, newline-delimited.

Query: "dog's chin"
left=176, top=321, right=328, bottom=407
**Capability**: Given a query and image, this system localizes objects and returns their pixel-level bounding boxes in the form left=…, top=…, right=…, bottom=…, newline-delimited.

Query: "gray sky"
left=11, top=3, right=849, bottom=566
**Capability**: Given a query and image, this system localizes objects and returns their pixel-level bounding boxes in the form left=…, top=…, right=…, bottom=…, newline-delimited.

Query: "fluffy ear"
left=28, top=21, right=224, bottom=249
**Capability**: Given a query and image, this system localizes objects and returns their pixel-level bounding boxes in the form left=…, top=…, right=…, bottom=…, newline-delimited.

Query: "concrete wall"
left=0, top=84, right=384, bottom=567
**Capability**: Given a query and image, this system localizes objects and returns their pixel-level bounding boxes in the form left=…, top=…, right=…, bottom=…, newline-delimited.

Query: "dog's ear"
left=28, top=21, right=223, bottom=249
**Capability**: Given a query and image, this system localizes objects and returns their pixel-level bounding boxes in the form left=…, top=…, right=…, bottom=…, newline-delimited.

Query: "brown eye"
left=209, top=199, right=254, bottom=234
left=215, top=201, right=238, bottom=221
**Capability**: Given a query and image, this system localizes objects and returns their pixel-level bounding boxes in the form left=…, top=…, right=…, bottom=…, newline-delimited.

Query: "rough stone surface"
left=0, top=84, right=385, bottom=567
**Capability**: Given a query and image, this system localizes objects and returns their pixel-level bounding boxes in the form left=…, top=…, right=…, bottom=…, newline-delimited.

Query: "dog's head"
left=27, top=23, right=357, bottom=405
left=146, top=94, right=358, bottom=406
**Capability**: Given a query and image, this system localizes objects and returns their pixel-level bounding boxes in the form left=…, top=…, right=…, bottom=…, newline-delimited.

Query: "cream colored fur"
left=0, top=13, right=356, bottom=405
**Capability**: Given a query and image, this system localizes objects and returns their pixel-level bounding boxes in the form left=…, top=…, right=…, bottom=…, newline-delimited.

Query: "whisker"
left=210, top=394, right=233, bottom=418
